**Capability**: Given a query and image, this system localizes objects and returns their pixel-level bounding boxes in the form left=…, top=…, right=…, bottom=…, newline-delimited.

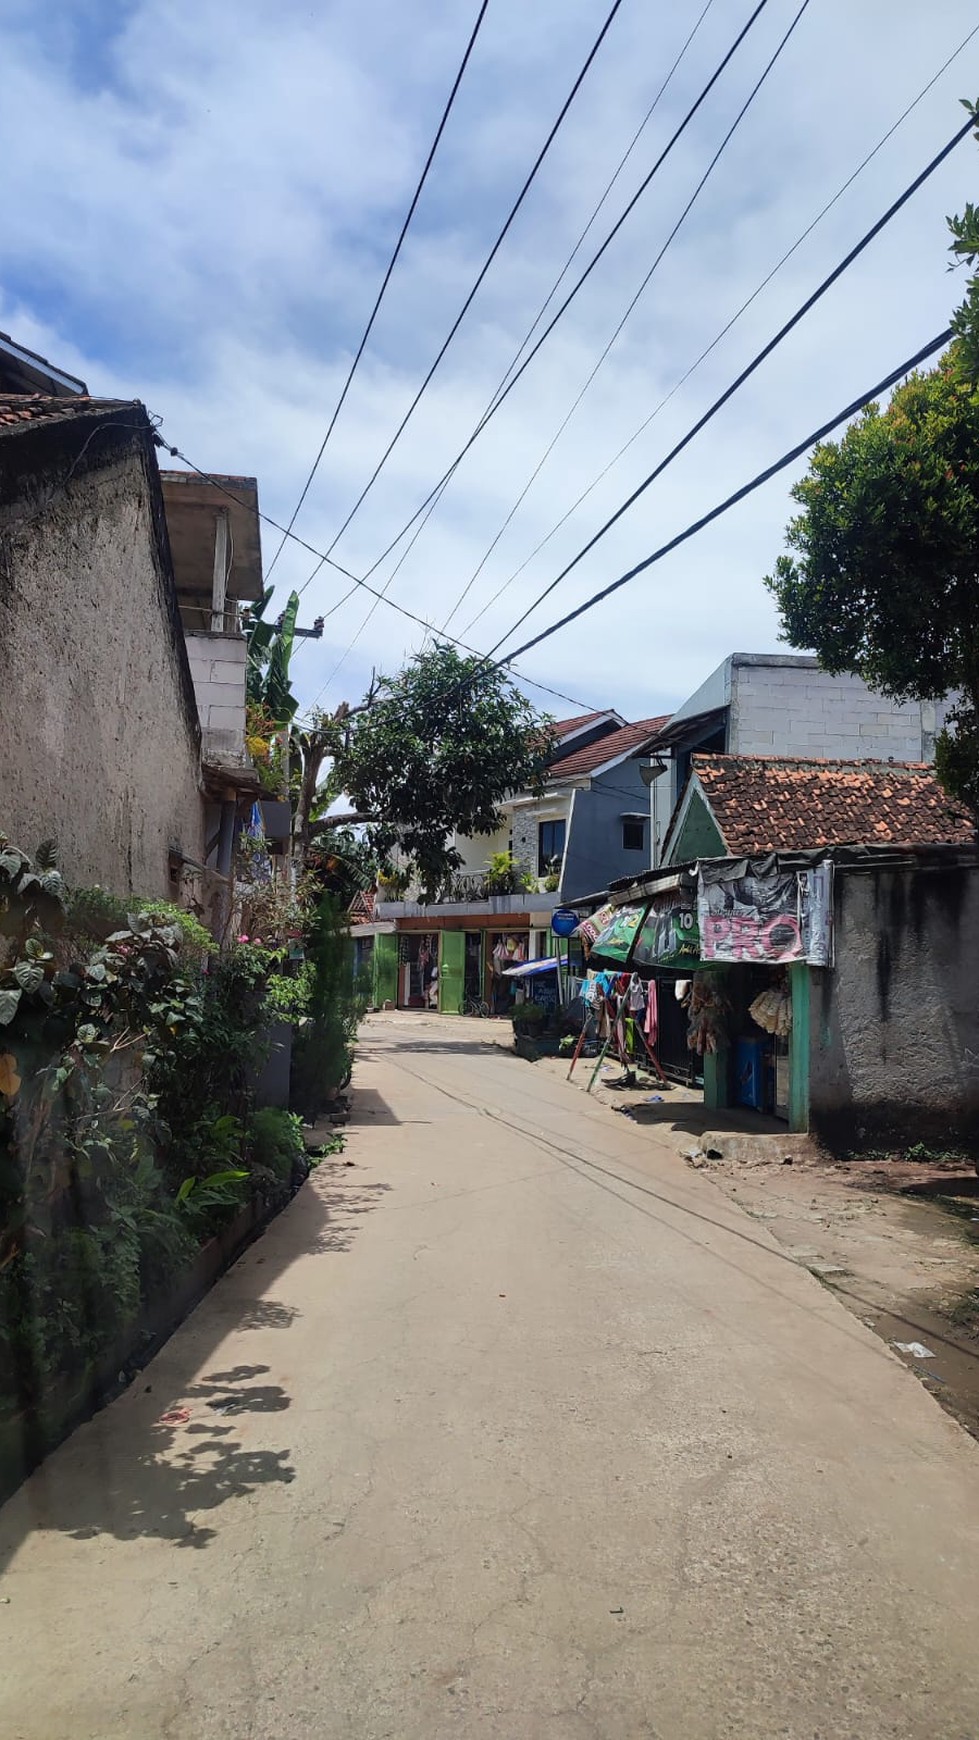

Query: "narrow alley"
left=2, top=1014, right=979, bottom=1739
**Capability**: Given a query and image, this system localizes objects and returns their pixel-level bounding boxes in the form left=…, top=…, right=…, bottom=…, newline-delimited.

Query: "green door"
left=439, top=931, right=465, bottom=1014
left=374, top=933, right=399, bottom=1008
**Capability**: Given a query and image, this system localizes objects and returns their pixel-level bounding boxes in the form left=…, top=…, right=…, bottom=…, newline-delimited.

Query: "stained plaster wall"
left=0, top=425, right=203, bottom=897
left=807, top=860, right=979, bottom=1151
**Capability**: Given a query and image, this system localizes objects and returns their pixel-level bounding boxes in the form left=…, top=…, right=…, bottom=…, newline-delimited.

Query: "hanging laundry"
left=645, top=978, right=659, bottom=1047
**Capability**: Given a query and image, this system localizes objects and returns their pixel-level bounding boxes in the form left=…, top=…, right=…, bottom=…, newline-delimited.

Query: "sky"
left=2, top=0, right=978, bottom=725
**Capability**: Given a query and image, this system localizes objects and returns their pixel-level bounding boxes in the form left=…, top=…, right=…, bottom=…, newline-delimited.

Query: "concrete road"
left=2, top=1013, right=979, bottom=1740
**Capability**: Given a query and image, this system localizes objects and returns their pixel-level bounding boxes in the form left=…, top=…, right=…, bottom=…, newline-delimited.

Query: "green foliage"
left=510, top=1001, right=546, bottom=1035
left=948, top=102, right=979, bottom=385
left=765, top=351, right=979, bottom=824
left=247, top=1107, right=307, bottom=1184
left=306, top=829, right=378, bottom=907
left=246, top=587, right=299, bottom=727
left=139, top=904, right=216, bottom=963
left=290, top=898, right=362, bottom=1119
left=484, top=851, right=537, bottom=895
left=334, top=643, right=550, bottom=899
left=0, top=835, right=66, bottom=944
left=264, top=964, right=312, bottom=1023
left=66, top=887, right=215, bottom=963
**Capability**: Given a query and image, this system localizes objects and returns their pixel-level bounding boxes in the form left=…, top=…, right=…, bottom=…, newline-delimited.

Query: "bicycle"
left=461, top=994, right=491, bottom=1018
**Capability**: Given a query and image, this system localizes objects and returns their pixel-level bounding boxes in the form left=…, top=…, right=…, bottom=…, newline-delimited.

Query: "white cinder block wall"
left=184, top=631, right=247, bottom=762
left=729, top=657, right=935, bottom=762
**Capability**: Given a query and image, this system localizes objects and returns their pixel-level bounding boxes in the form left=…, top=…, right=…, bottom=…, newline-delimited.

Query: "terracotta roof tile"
left=0, top=393, right=134, bottom=430
left=549, top=710, right=609, bottom=736
left=692, top=754, right=972, bottom=852
left=547, top=715, right=670, bottom=781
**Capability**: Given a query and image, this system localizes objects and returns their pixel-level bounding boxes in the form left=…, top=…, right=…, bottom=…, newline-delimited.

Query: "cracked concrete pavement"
left=2, top=1011, right=979, bottom=1738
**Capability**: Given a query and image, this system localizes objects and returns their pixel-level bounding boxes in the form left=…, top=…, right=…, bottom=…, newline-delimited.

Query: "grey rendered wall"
left=0, top=443, right=204, bottom=897
left=731, top=661, right=932, bottom=761
left=561, top=763, right=650, bottom=899
left=807, top=862, right=979, bottom=1152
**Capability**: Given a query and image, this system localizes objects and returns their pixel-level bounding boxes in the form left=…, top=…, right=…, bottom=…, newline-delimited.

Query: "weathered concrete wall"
left=0, top=431, right=203, bottom=897
left=808, top=861, right=979, bottom=1152
left=731, top=660, right=932, bottom=761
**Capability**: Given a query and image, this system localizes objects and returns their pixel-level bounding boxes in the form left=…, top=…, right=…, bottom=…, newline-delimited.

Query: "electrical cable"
left=439, top=0, right=811, bottom=633
left=301, top=0, right=773, bottom=605
left=501, top=328, right=952, bottom=664
left=298, top=0, right=631, bottom=599
left=482, top=115, right=973, bottom=658
left=306, top=0, right=721, bottom=671
left=461, top=16, right=979, bottom=636
left=294, top=329, right=953, bottom=735
left=157, top=440, right=601, bottom=717
left=263, top=0, right=491, bottom=581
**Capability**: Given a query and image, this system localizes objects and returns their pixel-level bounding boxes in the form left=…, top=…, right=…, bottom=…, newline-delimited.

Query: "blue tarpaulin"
left=501, top=955, right=568, bottom=978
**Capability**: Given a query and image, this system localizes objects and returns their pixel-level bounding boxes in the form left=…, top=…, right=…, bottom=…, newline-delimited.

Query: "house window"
left=622, top=819, right=645, bottom=852
left=538, top=818, right=566, bottom=876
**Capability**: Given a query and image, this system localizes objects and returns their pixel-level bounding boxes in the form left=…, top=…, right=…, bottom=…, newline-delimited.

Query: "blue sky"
left=2, top=0, right=978, bottom=723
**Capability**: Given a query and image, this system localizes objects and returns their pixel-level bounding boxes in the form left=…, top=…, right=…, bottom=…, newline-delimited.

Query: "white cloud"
left=2, top=0, right=977, bottom=724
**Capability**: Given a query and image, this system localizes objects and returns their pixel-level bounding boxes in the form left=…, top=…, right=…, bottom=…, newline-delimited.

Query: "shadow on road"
left=0, top=1134, right=389, bottom=1571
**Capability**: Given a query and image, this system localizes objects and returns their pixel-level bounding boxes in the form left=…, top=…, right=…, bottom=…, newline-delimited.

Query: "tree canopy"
left=765, top=351, right=979, bottom=822
left=949, top=101, right=979, bottom=383
left=331, top=643, right=550, bottom=898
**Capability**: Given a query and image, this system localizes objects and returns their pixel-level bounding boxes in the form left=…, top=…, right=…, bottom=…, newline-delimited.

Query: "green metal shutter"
left=439, top=931, right=465, bottom=1014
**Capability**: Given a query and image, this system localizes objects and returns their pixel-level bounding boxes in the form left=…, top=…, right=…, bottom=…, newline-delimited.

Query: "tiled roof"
left=692, top=754, right=973, bottom=853
left=0, top=393, right=133, bottom=430
left=550, top=710, right=613, bottom=737
left=547, top=715, right=670, bottom=781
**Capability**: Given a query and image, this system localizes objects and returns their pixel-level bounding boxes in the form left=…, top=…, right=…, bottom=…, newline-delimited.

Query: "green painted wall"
left=439, top=931, right=465, bottom=1014
left=788, top=962, right=810, bottom=1133
left=373, top=933, right=399, bottom=1007
left=665, top=789, right=725, bottom=866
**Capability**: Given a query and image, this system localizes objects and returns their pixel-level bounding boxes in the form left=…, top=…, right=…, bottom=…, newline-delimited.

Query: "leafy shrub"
left=264, top=964, right=312, bottom=1023
left=290, top=898, right=362, bottom=1119
left=510, top=1001, right=546, bottom=1035
left=484, top=852, right=537, bottom=895
left=248, top=1107, right=308, bottom=1196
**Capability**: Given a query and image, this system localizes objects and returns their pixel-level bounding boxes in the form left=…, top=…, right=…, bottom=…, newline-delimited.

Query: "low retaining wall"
left=0, top=1188, right=296, bottom=1505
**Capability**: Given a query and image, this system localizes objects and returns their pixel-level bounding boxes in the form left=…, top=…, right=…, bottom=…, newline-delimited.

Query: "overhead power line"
left=439, top=0, right=811, bottom=633
left=483, top=113, right=974, bottom=658
left=308, top=0, right=722, bottom=680
left=156, top=439, right=600, bottom=717
left=306, top=0, right=773, bottom=606
left=264, top=0, right=491, bottom=581
left=462, top=14, right=979, bottom=636
left=501, top=329, right=952, bottom=663
left=297, top=0, right=631, bottom=598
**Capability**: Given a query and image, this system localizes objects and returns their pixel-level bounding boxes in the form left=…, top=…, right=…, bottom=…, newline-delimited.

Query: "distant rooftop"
left=689, top=754, right=972, bottom=854
left=0, top=331, right=88, bottom=398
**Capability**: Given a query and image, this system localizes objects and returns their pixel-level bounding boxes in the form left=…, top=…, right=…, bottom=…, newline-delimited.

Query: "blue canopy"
left=501, top=955, right=568, bottom=978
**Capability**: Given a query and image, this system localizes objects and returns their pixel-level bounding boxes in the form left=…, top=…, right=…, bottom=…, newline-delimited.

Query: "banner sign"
left=587, top=902, right=646, bottom=963
left=696, top=862, right=832, bottom=966
left=632, top=891, right=700, bottom=967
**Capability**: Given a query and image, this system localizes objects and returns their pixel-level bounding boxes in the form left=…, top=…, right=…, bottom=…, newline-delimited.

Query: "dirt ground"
left=534, top=1047, right=979, bottom=1441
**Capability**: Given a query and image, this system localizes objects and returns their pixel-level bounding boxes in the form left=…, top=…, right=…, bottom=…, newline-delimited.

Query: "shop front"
left=397, top=932, right=440, bottom=1009
left=580, top=858, right=832, bottom=1130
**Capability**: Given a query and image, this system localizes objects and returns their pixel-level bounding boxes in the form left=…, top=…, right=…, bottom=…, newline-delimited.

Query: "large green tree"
left=765, top=351, right=979, bottom=823
left=318, top=643, right=549, bottom=899
left=949, top=101, right=979, bottom=383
